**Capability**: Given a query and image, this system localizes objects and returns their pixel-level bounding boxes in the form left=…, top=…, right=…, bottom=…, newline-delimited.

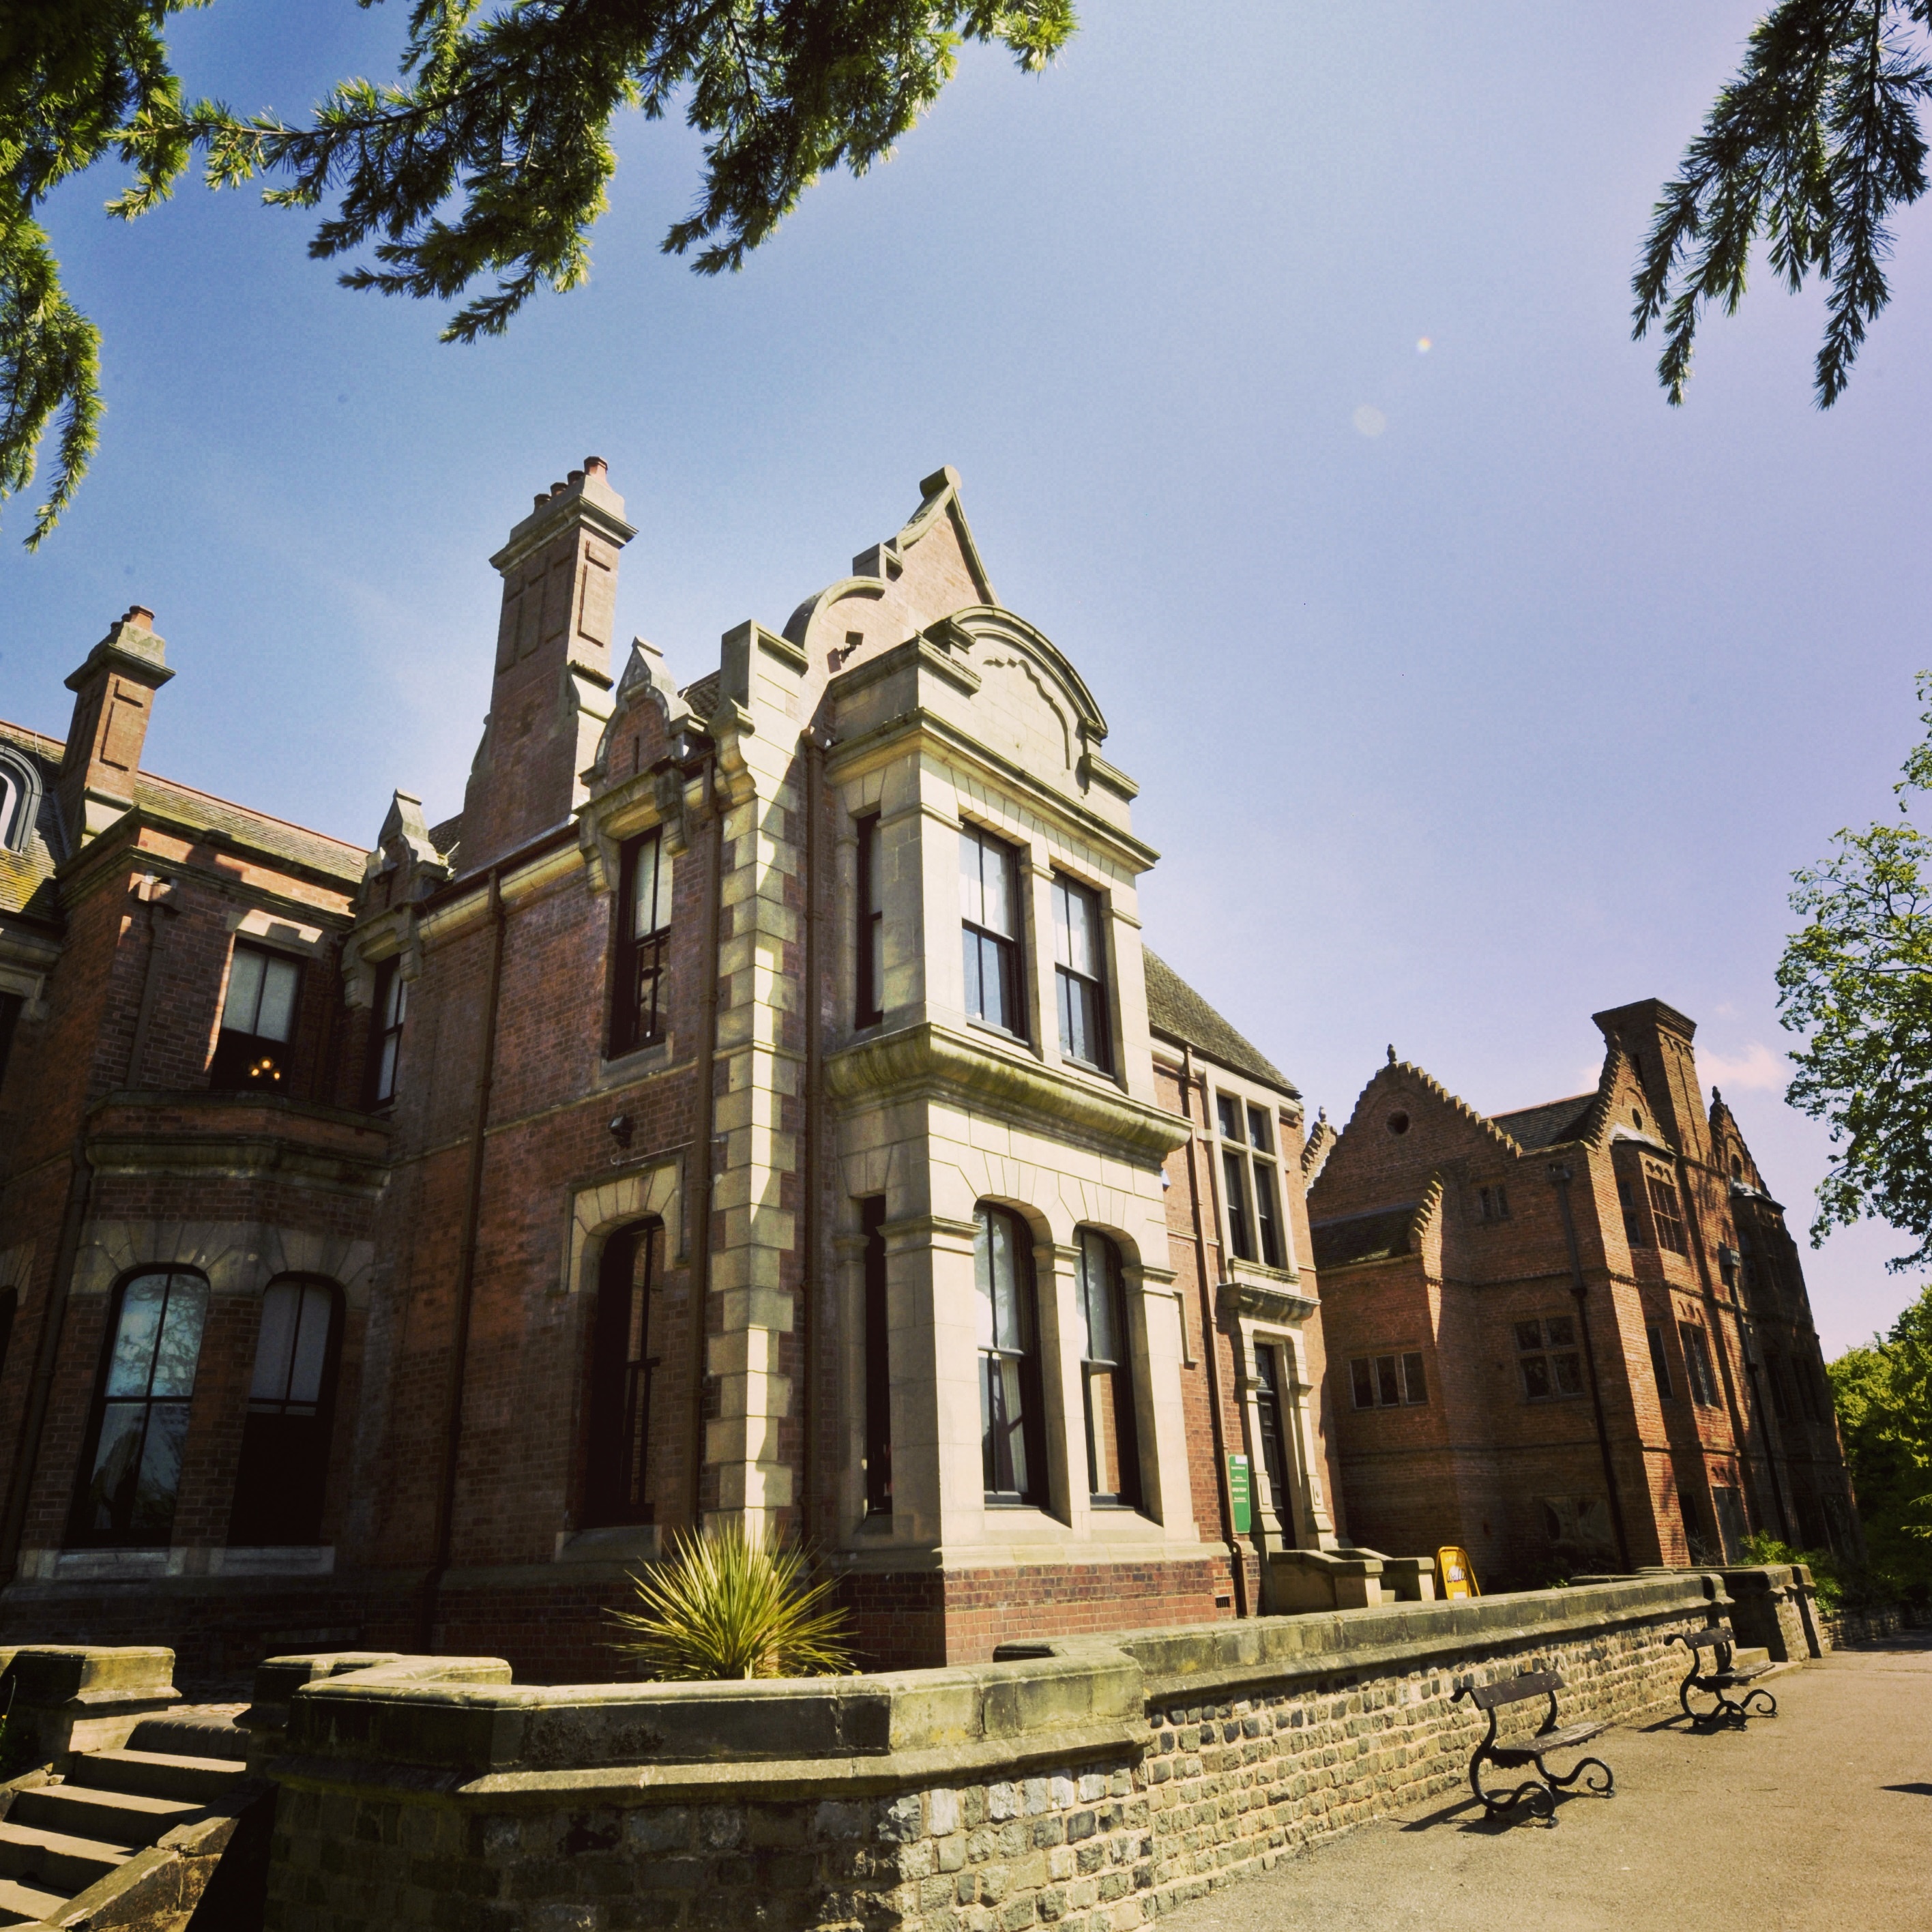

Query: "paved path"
left=1159, top=1637, right=1932, bottom=1932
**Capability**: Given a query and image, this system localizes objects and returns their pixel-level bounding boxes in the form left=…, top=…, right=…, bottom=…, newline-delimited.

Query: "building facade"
left=0, top=463, right=1366, bottom=1680
left=1306, top=999, right=1858, bottom=1590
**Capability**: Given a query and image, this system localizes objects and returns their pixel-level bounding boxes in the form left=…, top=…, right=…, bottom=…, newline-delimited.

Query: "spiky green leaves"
left=1634, top=0, right=1932, bottom=406
left=606, top=1521, right=855, bottom=1680
left=1778, top=673, right=1932, bottom=1270
left=0, top=1, right=1078, bottom=547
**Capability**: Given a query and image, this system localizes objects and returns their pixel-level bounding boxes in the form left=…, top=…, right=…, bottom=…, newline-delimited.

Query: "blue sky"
left=3, top=3, right=1929, bottom=1353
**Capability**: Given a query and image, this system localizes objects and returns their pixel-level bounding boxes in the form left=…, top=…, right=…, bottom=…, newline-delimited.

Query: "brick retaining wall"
left=261, top=1574, right=1736, bottom=1932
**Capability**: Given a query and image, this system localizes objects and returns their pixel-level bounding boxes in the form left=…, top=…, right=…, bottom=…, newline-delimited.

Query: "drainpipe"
left=799, top=727, right=830, bottom=1547
left=1183, top=1045, right=1248, bottom=1618
left=420, top=866, right=506, bottom=1648
left=0, top=1132, right=92, bottom=1581
left=125, top=874, right=176, bottom=1087
left=686, top=757, right=724, bottom=1531
left=1548, top=1161, right=1633, bottom=1572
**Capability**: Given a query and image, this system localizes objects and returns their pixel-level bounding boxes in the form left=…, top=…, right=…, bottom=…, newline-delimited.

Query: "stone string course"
left=261, top=1574, right=1762, bottom=1932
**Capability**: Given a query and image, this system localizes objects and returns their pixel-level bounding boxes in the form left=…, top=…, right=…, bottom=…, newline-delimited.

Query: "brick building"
left=0, top=462, right=1381, bottom=1680
left=1306, top=1000, right=1858, bottom=1590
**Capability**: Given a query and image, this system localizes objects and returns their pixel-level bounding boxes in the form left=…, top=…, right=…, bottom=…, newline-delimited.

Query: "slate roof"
left=1143, top=948, right=1296, bottom=1095
left=1491, top=1092, right=1596, bottom=1150
left=1311, top=1204, right=1418, bottom=1270
left=681, top=671, right=721, bottom=719
left=0, top=715, right=366, bottom=911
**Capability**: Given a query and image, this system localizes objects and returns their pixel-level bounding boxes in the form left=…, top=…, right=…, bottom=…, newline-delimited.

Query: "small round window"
left=1387, top=1111, right=1409, bottom=1136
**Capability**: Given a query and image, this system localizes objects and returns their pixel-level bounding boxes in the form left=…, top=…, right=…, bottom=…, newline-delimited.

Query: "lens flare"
left=1353, top=405, right=1387, bottom=437
left=1416, top=336, right=1432, bottom=353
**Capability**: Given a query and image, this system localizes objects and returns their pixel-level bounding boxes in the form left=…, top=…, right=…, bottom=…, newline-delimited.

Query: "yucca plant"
left=608, top=1521, right=854, bottom=1680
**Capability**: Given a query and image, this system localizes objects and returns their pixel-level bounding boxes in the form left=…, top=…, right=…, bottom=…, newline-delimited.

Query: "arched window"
left=228, top=1277, right=342, bottom=1545
left=974, top=1204, right=1045, bottom=1504
left=583, top=1220, right=659, bottom=1527
left=1074, top=1230, right=1139, bottom=1506
left=70, top=1270, right=211, bottom=1545
left=0, top=749, right=41, bottom=855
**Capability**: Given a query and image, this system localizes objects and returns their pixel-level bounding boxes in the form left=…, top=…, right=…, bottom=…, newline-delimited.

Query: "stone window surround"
left=1202, top=1068, right=1300, bottom=1278
left=26, top=1220, right=375, bottom=1581
left=1220, top=1285, right=1336, bottom=1557
left=828, top=1190, right=1192, bottom=1560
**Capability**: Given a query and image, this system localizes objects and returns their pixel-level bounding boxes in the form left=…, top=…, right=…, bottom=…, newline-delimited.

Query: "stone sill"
left=19, top=1545, right=336, bottom=1582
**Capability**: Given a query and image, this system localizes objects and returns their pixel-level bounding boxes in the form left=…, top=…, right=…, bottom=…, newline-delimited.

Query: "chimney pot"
left=568, top=469, right=585, bottom=488
left=123, top=606, right=153, bottom=629
left=533, top=493, right=548, bottom=510
left=550, top=481, right=566, bottom=497
left=584, top=456, right=607, bottom=478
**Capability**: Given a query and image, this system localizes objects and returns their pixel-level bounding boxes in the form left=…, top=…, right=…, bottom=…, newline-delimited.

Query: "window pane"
left=1545, top=1313, right=1576, bottom=1347
left=1246, top=1106, right=1270, bottom=1152
left=1402, top=1352, right=1426, bottom=1403
left=959, top=829, right=984, bottom=928
left=1059, top=969, right=1100, bottom=1065
left=1055, top=877, right=1098, bottom=975
left=288, top=1285, right=334, bottom=1404
left=149, top=1277, right=209, bottom=1397
left=962, top=928, right=984, bottom=1020
left=80, top=1405, right=147, bottom=1531
left=980, top=836, right=1015, bottom=937
left=1375, top=1356, right=1401, bottom=1406
left=1553, top=1351, right=1584, bottom=1396
left=222, top=947, right=265, bottom=1033
left=130, top=1403, right=191, bottom=1534
left=1648, top=1323, right=1673, bottom=1398
left=254, top=956, right=299, bottom=1043
left=377, top=1030, right=400, bottom=1102
left=250, top=1282, right=301, bottom=1401
left=1254, top=1166, right=1282, bottom=1269
left=1514, top=1320, right=1542, bottom=1353
left=383, top=968, right=409, bottom=1030
left=1216, top=1095, right=1240, bottom=1140
left=1079, top=1233, right=1119, bottom=1364
left=1522, top=1356, right=1553, bottom=1399
left=973, top=1210, right=997, bottom=1350
left=632, top=834, right=662, bottom=938
left=106, top=1275, right=168, bottom=1396
left=984, top=1356, right=1030, bottom=1494
left=1223, top=1150, right=1253, bottom=1261
left=1351, top=1358, right=1375, bottom=1407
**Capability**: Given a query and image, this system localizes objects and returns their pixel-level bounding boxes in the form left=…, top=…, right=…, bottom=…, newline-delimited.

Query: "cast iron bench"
left=1450, top=1669, right=1615, bottom=1823
left=1669, top=1624, right=1777, bottom=1726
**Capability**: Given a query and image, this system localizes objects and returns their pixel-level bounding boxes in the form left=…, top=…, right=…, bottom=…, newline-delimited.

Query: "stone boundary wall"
left=262, top=1574, right=1738, bottom=1932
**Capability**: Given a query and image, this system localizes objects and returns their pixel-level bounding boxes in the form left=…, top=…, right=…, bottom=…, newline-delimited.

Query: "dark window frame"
left=1679, top=1321, right=1720, bottom=1405
left=1647, top=1320, right=1675, bottom=1399
left=1647, top=1171, right=1689, bottom=1255
left=1475, top=1183, right=1510, bottom=1225
left=1075, top=1229, right=1139, bottom=1508
left=855, top=813, right=885, bottom=1029
left=581, top=1220, right=661, bottom=1530
left=1516, top=1315, right=1585, bottom=1402
left=209, top=941, right=303, bottom=1091
left=862, top=1197, right=892, bottom=1517
left=1252, top=1343, right=1296, bottom=1533
left=1349, top=1351, right=1427, bottom=1408
left=227, top=1275, right=345, bottom=1547
left=1216, top=1094, right=1285, bottom=1269
left=68, top=1268, right=212, bottom=1547
left=959, top=823, right=1027, bottom=1041
left=366, top=958, right=408, bottom=1107
left=974, top=1203, right=1046, bottom=1506
left=611, top=828, right=672, bottom=1057
left=1051, top=873, right=1111, bottom=1072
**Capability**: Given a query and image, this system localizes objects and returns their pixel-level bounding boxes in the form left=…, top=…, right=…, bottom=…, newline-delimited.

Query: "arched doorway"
left=582, top=1219, right=659, bottom=1527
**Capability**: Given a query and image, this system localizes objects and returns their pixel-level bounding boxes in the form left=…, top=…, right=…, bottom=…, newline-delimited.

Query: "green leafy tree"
left=1, top=1, right=1075, bottom=546
left=607, top=1521, right=854, bottom=1680
left=1634, top=1, right=1932, bottom=406
left=1779, top=672, right=1932, bottom=1269
left=1828, top=1287, right=1932, bottom=1602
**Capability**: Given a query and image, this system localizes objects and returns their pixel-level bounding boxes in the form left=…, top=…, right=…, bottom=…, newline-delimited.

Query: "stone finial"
left=377, top=789, right=440, bottom=866
left=1387, top=1044, right=1396, bottom=1065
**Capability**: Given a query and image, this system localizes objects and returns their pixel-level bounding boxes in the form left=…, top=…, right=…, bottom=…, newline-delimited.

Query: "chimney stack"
left=459, top=459, right=635, bottom=870
left=57, top=606, right=173, bottom=849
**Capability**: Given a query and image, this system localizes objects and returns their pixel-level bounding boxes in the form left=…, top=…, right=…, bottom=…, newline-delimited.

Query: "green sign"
left=1227, top=1454, right=1252, bottom=1534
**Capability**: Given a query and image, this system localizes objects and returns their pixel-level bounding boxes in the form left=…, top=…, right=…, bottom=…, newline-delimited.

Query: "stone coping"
left=268, top=1576, right=1723, bottom=1808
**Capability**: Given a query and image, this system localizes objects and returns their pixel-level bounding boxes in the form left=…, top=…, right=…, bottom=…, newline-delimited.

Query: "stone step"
left=9, top=1780, right=204, bottom=1849
left=126, top=1708, right=250, bottom=1763
left=1733, top=1646, right=1772, bottom=1673
left=0, top=1820, right=131, bottom=1892
left=0, top=1874, right=72, bottom=1927
left=67, top=1748, right=249, bottom=1804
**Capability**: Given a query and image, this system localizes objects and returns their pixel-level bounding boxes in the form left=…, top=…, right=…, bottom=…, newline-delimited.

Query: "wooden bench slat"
left=1465, top=1671, right=1561, bottom=1710
left=1491, top=1721, right=1606, bottom=1761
